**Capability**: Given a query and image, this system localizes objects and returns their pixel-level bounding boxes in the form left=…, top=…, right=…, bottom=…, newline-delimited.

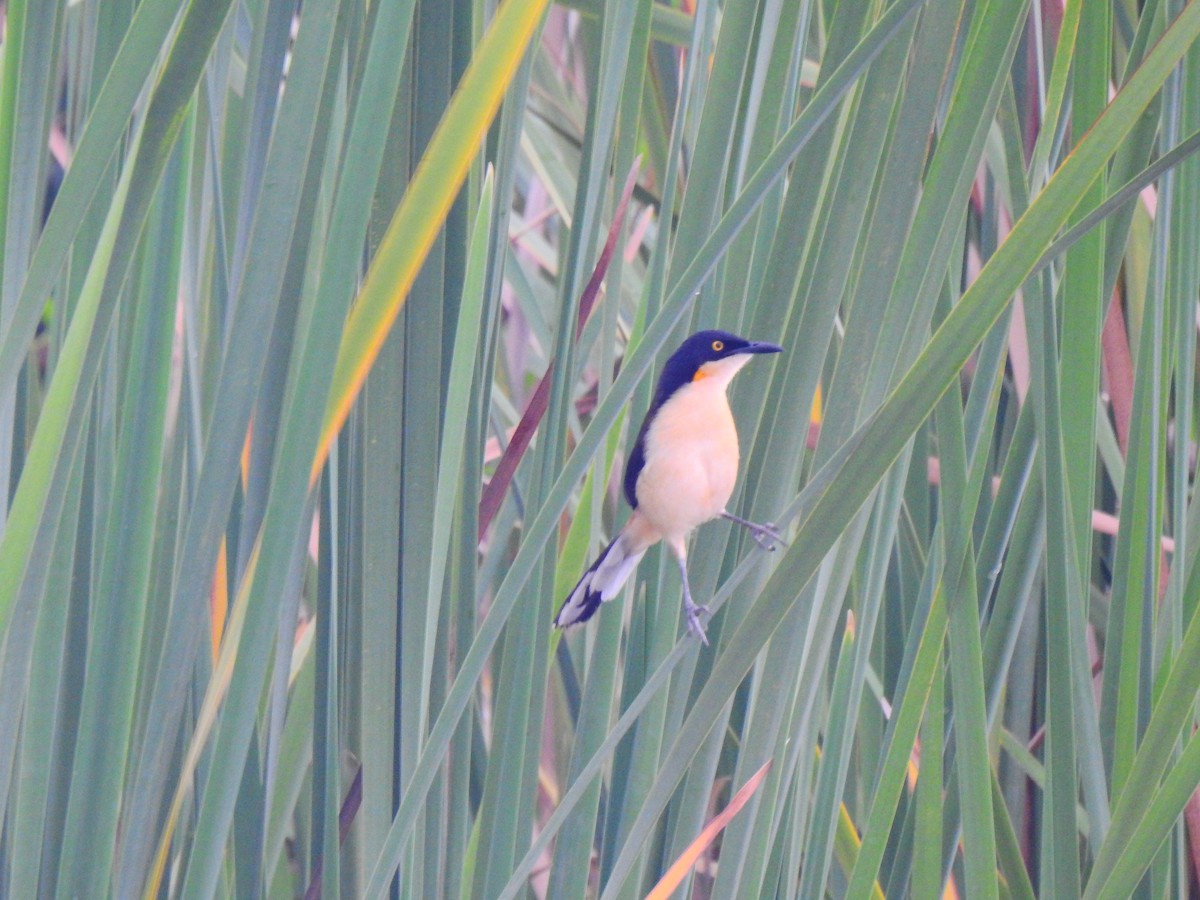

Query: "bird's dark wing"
left=623, top=409, right=653, bottom=508
left=622, top=353, right=695, bottom=509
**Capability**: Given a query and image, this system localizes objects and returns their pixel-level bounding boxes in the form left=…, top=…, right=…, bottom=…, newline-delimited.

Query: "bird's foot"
left=746, top=521, right=785, bottom=551
left=684, top=601, right=710, bottom=645
left=722, top=512, right=786, bottom=551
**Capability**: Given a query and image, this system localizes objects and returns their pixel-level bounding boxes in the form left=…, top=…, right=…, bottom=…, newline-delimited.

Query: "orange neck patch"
left=692, top=367, right=710, bottom=382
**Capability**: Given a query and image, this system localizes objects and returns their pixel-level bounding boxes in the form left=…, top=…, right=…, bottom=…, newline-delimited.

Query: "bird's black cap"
left=656, top=330, right=782, bottom=395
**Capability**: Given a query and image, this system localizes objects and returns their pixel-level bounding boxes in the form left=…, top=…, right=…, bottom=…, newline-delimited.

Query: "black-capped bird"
left=553, top=330, right=784, bottom=645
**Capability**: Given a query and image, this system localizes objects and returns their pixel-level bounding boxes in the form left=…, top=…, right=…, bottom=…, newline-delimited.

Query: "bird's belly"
left=635, top=384, right=739, bottom=540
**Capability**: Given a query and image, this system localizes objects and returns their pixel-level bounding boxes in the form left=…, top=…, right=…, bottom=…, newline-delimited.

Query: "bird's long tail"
left=553, top=529, right=646, bottom=628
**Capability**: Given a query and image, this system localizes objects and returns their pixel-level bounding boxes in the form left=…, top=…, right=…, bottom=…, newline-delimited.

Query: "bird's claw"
left=722, top=511, right=786, bottom=551
left=684, top=602, right=710, bottom=645
left=747, top=521, right=785, bottom=552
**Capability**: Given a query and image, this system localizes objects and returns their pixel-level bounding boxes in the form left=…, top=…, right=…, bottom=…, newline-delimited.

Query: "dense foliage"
left=2, top=0, right=1200, bottom=897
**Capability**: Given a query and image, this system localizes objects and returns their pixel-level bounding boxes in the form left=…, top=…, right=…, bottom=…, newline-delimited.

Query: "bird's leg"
left=721, top=511, right=785, bottom=551
left=674, top=553, right=709, bottom=645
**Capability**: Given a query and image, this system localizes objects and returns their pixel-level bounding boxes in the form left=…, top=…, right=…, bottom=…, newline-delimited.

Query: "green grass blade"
left=170, top=1, right=348, bottom=893
left=55, top=132, right=184, bottom=898
left=0, top=0, right=184, bottom=395
left=1092, top=729, right=1200, bottom=900
left=0, top=120, right=139, bottom=645
left=912, top=649, right=946, bottom=899
left=797, top=612, right=862, bottom=897
left=3, top=415, right=86, bottom=898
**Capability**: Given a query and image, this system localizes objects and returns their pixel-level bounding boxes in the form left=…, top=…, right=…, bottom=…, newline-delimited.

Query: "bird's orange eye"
left=711, top=340, right=724, bottom=351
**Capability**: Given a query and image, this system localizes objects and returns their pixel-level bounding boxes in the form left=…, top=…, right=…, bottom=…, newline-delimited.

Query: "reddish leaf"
left=1102, top=285, right=1134, bottom=454
left=478, top=157, right=642, bottom=540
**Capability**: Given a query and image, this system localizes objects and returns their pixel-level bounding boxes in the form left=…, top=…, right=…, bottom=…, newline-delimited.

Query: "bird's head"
left=658, top=330, right=783, bottom=395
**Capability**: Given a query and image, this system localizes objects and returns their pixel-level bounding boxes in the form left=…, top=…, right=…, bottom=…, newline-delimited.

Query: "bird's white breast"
left=635, top=377, right=739, bottom=541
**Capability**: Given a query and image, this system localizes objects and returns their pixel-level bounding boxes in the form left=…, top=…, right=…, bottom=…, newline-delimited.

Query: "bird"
left=553, top=329, right=784, bottom=645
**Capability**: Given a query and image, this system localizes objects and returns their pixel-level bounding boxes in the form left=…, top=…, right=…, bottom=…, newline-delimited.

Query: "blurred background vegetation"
left=3, top=0, right=1200, bottom=897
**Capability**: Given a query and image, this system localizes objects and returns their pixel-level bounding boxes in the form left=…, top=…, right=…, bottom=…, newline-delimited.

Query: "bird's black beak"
left=744, top=340, right=783, bottom=355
